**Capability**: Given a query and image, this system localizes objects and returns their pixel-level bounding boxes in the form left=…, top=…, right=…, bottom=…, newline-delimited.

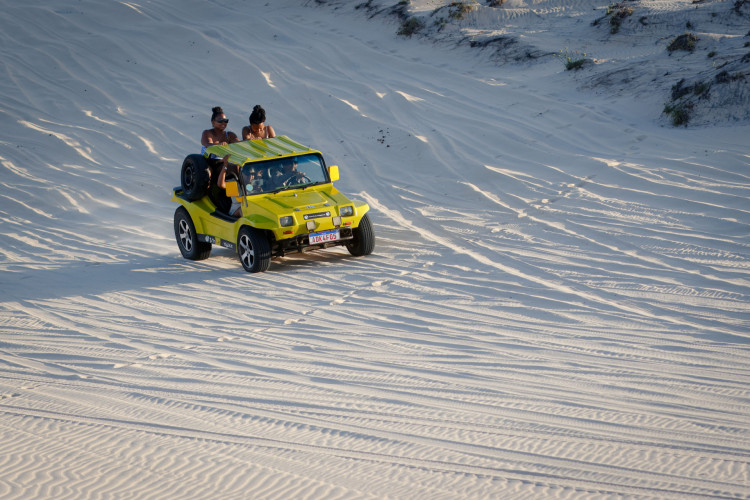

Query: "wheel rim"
left=239, top=234, right=255, bottom=268
left=179, top=219, right=193, bottom=252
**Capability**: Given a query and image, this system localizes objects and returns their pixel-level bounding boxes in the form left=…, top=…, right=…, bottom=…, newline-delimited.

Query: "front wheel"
left=346, top=213, right=375, bottom=256
left=237, top=226, right=271, bottom=273
left=174, top=207, right=211, bottom=260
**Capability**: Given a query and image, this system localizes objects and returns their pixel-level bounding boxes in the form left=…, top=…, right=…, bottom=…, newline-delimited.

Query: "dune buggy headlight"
left=279, top=216, right=294, bottom=227
left=340, top=206, right=354, bottom=217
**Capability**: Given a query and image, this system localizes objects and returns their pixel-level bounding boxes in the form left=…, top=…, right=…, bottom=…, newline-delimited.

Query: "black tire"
left=237, top=226, right=271, bottom=273
left=181, top=154, right=210, bottom=201
left=174, top=207, right=211, bottom=260
left=346, top=213, right=375, bottom=256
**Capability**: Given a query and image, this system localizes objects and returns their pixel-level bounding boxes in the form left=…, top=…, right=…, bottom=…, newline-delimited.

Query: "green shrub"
left=559, top=48, right=588, bottom=70
left=670, top=78, right=709, bottom=100
left=663, top=103, right=692, bottom=126
left=668, top=33, right=699, bottom=53
left=431, top=1, right=477, bottom=21
left=607, top=3, right=634, bottom=34
left=398, top=17, right=424, bottom=37
left=566, top=58, right=586, bottom=70
left=693, top=81, right=710, bottom=97
left=447, top=1, right=476, bottom=20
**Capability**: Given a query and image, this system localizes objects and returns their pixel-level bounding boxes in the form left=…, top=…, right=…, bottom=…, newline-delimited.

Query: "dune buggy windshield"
left=239, top=153, right=328, bottom=195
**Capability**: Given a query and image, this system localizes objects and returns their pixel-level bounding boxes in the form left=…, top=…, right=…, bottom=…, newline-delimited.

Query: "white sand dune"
left=1, top=0, right=749, bottom=499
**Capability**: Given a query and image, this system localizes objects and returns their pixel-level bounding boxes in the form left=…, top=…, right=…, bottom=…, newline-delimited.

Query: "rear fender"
left=171, top=190, right=217, bottom=235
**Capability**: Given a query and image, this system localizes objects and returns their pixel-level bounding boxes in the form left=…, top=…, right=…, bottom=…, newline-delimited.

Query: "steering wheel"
left=282, top=173, right=311, bottom=186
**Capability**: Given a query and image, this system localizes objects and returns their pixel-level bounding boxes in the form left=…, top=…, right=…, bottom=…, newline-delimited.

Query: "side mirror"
left=328, top=165, right=339, bottom=182
left=225, top=180, right=240, bottom=197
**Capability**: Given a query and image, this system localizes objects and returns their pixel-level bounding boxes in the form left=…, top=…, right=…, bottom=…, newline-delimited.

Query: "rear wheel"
left=237, top=226, right=271, bottom=273
left=346, top=213, right=375, bottom=256
left=174, top=207, right=211, bottom=260
left=181, top=154, right=210, bottom=201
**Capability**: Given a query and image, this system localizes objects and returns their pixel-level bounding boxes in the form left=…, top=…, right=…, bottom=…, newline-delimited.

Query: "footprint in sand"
left=113, top=362, right=142, bottom=369
left=148, top=353, right=173, bottom=360
left=330, top=290, right=357, bottom=306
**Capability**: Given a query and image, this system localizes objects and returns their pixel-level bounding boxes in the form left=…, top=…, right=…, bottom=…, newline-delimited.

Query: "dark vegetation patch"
left=607, top=3, right=635, bottom=34
left=442, top=1, right=475, bottom=20
left=667, top=33, right=699, bottom=53
left=592, top=2, right=635, bottom=34
left=431, top=1, right=476, bottom=30
left=671, top=78, right=711, bottom=100
left=469, top=36, right=549, bottom=63
left=663, top=102, right=693, bottom=126
left=558, top=48, right=592, bottom=71
left=715, top=70, right=746, bottom=83
left=469, top=36, right=516, bottom=50
left=398, top=16, right=424, bottom=37
left=663, top=65, right=748, bottom=126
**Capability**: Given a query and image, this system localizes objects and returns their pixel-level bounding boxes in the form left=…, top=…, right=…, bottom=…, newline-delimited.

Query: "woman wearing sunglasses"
left=200, top=106, right=239, bottom=148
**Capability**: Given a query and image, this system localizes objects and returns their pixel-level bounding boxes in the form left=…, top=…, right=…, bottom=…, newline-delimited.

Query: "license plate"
left=309, top=229, right=339, bottom=245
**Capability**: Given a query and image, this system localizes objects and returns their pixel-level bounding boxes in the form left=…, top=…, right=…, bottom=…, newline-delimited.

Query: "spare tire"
left=181, top=154, right=210, bottom=201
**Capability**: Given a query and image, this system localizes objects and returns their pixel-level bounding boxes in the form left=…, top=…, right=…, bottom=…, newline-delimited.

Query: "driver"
left=272, top=157, right=307, bottom=188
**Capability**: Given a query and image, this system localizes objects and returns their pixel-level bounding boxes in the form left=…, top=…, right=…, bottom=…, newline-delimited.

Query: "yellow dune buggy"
left=171, top=136, right=374, bottom=272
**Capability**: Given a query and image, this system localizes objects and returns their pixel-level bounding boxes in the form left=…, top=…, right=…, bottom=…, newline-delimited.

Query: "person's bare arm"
left=217, top=155, right=230, bottom=188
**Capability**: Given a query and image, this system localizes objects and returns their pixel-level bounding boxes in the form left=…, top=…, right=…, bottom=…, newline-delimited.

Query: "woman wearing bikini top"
left=201, top=106, right=239, bottom=147
left=242, top=104, right=276, bottom=141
